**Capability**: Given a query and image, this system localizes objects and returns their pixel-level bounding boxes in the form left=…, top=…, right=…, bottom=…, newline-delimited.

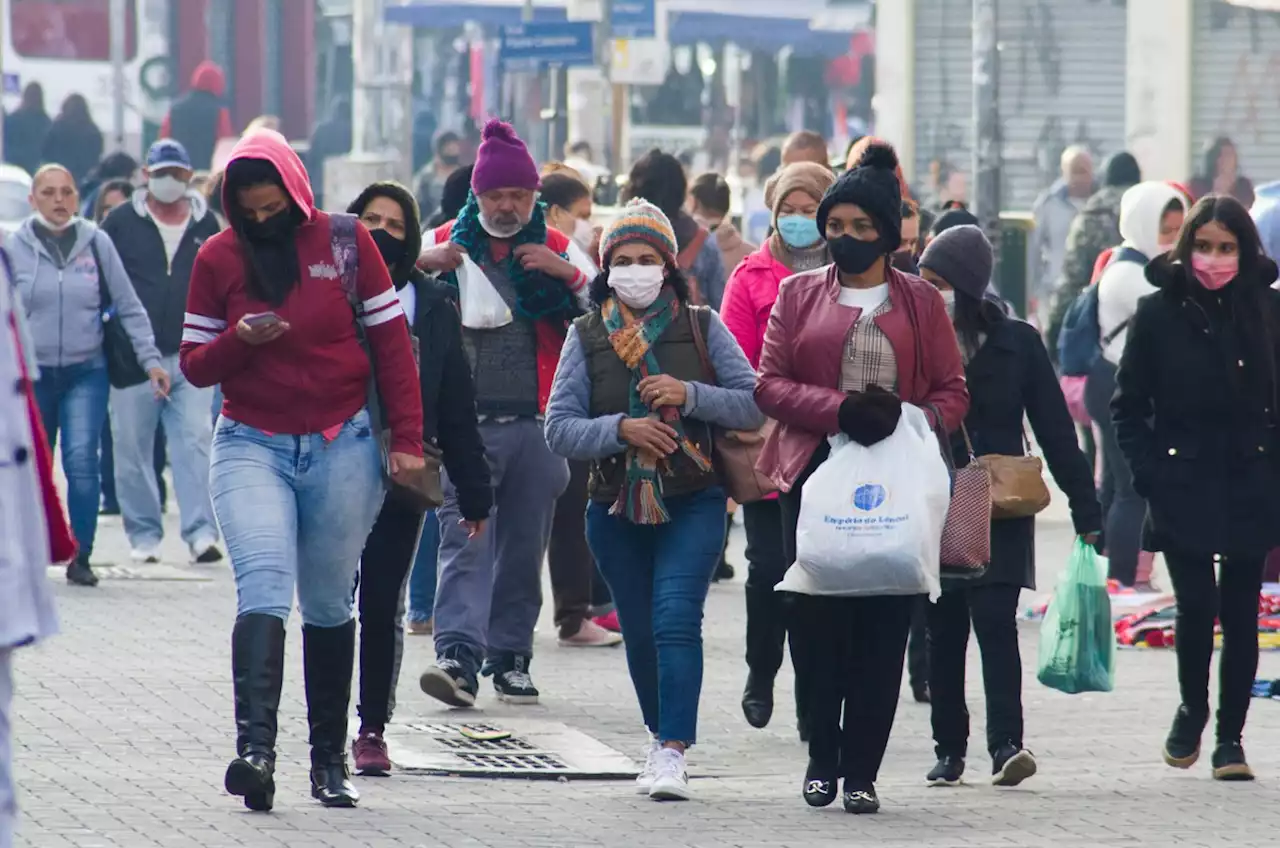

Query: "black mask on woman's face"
left=890, top=250, right=919, bottom=275
left=243, top=206, right=302, bottom=242
left=370, top=227, right=406, bottom=269
left=439, top=153, right=461, bottom=167
left=829, top=235, right=886, bottom=275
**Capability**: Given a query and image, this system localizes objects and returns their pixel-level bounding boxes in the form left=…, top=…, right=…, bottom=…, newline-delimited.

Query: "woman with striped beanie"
left=544, top=198, right=763, bottom=801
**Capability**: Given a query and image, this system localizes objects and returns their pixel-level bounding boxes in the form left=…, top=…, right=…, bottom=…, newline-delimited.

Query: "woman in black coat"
left=345, top=182, right=492, bottom=776
left=41, top=94, right=103, bottom=186
left=917, top=225, right=1101, bottom=789
left=1112, top=195, right=1280, bottom=782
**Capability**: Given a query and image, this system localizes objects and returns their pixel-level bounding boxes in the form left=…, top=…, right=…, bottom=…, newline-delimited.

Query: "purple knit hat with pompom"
left=470, top=119, right=541, bottom=196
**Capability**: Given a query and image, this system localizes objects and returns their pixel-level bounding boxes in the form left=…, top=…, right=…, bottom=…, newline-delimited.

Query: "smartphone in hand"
left=242, top=311, right=283, bottom=328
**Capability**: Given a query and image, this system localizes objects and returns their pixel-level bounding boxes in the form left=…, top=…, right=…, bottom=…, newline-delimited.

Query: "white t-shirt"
left=396, top=283, right=416, bottom=322
left=837, top=283, right=890, bottom=312
left=154, top=216, right=190, bottom=264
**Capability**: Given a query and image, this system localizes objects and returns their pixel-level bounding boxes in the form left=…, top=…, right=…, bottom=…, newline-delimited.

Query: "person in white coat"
left=1086, top=181, right=1186, bottom=588
left=1, top=248, right=70, bottom=848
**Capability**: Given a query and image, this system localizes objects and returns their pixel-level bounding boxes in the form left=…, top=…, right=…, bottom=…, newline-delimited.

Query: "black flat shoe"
left=741, top=672, right=775, bottom=729
left=842, top=782, right=880, bottom=814
left=66, top=559, right=99, bottom=587
left=802, top=761, right=838, bottom=808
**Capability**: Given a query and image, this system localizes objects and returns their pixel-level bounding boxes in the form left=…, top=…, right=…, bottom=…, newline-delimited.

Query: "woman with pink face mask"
left=1112, top=194, right=1280, bottom=783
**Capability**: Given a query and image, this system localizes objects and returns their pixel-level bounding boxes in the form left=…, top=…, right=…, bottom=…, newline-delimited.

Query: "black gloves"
left=837, top=385, right=903, bottom=447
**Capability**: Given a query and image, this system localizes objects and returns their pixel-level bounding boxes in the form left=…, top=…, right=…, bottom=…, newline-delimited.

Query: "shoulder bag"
left=90, top=235, right=149, bottom=389
left=979, top=429, right=1052, bottom=519
left=332, top=213, right=442, bottom=511
left=939, top=424, right=992, bottom=575
left=688, top=305, right=777, bottom=503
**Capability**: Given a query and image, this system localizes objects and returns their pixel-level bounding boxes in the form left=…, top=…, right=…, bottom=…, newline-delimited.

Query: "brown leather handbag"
left=979, top=430, right=1052, bottom=519
left=689, top=308, right=778, bottom=503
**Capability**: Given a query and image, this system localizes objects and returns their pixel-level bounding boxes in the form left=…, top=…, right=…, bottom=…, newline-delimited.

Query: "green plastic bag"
left=1037, top=538, right=1115, bottom=694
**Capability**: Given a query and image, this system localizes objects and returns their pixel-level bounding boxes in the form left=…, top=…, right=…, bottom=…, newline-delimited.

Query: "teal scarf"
left=602, top=289, right=711, bottom=524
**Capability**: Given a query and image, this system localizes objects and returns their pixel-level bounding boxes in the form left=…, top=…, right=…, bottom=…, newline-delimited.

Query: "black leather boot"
left=741, top=671, right=775, bottom=729
left=223, top=614, right=285, bottom=812
left=304, top=620, right=360, bottom=808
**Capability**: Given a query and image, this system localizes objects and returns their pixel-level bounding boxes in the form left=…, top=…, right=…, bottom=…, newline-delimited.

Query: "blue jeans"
left=110, top=353, right=218, bottom=551
left=100, top=417, right=166, bottom=513
left=33, top=355, right=109, bottom=561
left=585, top=486, right=727, bottom=745
left=209, top=409, right=385, bottom=627
left=407, top=510, right=440, bottom=622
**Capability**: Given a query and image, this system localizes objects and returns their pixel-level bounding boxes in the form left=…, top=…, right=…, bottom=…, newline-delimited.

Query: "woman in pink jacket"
left=719, top=162, right=834, bottom=738
left=754, top=141, right=969, bottom=815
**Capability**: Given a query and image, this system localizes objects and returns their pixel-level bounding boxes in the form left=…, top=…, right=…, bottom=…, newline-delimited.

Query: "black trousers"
left=926, top=583, right=1024, bottom=758
left=780, top=441, right=915, bottom=785
left=907, top=598, right=929, bottom=691
left=1085, top=360, right=1143, bottom=586
left=355, top=494, right=426, bottom=731
left=1165, top=550, right=1265, bottom=742
left=788, top=593, right=917, bottom=785
left=548, top=460, right=595, bottom=638
left=743, top=499, right=793, bottom=678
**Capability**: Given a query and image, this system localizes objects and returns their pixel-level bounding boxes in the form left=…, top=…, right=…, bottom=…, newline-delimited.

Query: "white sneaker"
left=648, top=747, right=692, bottom=801
left=634, top=738, right=660, bottom=795
left=130, top=547, right=161, bottom=564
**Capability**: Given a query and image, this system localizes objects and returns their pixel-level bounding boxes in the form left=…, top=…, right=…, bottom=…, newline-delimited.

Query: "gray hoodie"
left=5, top=216, right=161, bottom=371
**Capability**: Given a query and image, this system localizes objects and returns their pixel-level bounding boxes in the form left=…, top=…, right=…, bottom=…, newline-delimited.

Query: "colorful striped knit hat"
left=598, top=198, right=678, bottom=266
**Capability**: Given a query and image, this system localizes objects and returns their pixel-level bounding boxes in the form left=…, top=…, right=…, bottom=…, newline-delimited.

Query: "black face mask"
left=439, top=153, right=461, bottom=167
left=830, top=235, right=886, bottom=275
left=370, top=227, right=406, bottom=270
left=243, top=206, right=302, bottom=243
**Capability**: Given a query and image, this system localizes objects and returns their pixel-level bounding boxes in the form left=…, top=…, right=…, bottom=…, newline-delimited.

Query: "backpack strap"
left=1110, top=245, right=1149, bottom=266
left=676, top=225, right=709, bottom=271
left=330, top=212, right=361, bottom=306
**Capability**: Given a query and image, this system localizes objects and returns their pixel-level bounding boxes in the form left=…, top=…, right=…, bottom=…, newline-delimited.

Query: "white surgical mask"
left=33, top=211, right=76, bottom=233
left=608, top=264, right=665, bottom=309
left=940, top=289, right=956, bottom=318
left=149, top=175, right=189, bottom=204
left=572, top=217, right=594, bottom=251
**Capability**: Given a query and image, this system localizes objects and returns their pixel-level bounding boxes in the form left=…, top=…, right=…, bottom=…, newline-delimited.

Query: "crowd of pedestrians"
left=4, top=75, right=1280, bottom=844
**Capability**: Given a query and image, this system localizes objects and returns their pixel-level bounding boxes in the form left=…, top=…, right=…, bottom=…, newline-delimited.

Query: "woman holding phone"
left=180, top=130, right=424, bottom=812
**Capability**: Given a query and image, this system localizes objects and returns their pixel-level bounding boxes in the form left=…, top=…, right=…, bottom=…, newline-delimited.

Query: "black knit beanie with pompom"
left=817, top=140, right=904, bottom=252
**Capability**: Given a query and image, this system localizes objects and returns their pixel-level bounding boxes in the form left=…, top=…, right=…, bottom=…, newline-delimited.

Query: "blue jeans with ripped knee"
left=209, top=408, right=385, bottom=627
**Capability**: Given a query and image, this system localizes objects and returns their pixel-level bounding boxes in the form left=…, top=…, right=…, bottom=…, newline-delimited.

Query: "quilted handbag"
left=940, top=424, right=992, bottom=575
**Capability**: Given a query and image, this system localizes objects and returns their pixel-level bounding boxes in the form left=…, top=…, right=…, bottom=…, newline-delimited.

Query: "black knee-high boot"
left=224, top=614, right=285, bottom=812
left=304, top=620, right=360, bottom=808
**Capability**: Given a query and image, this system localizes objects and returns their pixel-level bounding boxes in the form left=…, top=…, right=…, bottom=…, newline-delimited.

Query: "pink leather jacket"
left=754, top=264, right=970, bottom=492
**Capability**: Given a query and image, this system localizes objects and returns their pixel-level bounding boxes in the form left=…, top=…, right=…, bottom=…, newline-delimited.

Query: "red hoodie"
left=180, top=131, right=424, bottom=456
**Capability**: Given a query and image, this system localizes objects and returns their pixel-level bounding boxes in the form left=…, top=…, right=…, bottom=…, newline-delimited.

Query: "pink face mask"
left=1191, top=252, right=1239, bottom=291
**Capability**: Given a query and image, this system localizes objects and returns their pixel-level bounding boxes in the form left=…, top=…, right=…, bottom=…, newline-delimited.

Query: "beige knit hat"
left=766, top=162, right=837, bottom=226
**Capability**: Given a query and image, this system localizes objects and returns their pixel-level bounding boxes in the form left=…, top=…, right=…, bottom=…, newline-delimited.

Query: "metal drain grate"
left=47, top=565, right=212, bottom=582
left=389, top=720, right=637, bottom=779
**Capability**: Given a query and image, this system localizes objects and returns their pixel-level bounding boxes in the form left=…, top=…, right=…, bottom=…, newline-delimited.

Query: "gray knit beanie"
left=918, top=224, right=993, bottom=301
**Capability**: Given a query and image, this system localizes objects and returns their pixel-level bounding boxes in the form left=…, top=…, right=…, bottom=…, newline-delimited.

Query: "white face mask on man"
left=608, top=264, right=665, bottom=309
left=149, top=175, right=189, bottom=204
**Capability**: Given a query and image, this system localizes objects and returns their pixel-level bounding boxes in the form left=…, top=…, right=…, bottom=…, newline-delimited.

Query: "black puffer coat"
left=1112, top=254, right=1280, bottom=557
left=951, top=317, right=1101, bottom=589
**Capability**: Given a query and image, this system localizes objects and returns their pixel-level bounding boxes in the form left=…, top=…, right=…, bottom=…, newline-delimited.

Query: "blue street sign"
left=2, top=73, right=19, bottom=97
left=499, top=22, right=596, bottom=71
left=610, top=0, right=656, bottom=40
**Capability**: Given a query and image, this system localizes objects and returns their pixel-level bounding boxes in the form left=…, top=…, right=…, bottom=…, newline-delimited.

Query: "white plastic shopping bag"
left=776, top=403, right=950, bottom=600
left=457, top=255, right=513, bottom=329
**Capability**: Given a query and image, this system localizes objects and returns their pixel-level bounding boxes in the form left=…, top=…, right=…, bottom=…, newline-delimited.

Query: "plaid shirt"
left=840, top=298, right=898, bottom=393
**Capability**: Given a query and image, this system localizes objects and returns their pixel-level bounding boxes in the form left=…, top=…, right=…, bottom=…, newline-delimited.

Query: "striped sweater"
left=179, top=210, right=423, bottom=456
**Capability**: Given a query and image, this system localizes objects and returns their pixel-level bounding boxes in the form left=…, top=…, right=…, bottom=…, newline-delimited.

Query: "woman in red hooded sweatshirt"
left=180, top=130, right=423, bottom=812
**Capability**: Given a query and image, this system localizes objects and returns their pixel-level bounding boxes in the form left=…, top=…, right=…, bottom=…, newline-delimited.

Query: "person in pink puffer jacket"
left=719, top=162, right=834, bottom=738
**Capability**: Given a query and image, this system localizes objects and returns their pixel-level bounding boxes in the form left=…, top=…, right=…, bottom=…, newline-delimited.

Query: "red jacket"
left=428, top=222, right=582, bottom=413
left=180, top=131, right=423, bottom=456
left=755, top=264, right=969, bottom=492
left=719, top=241, right=791, bottom=370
